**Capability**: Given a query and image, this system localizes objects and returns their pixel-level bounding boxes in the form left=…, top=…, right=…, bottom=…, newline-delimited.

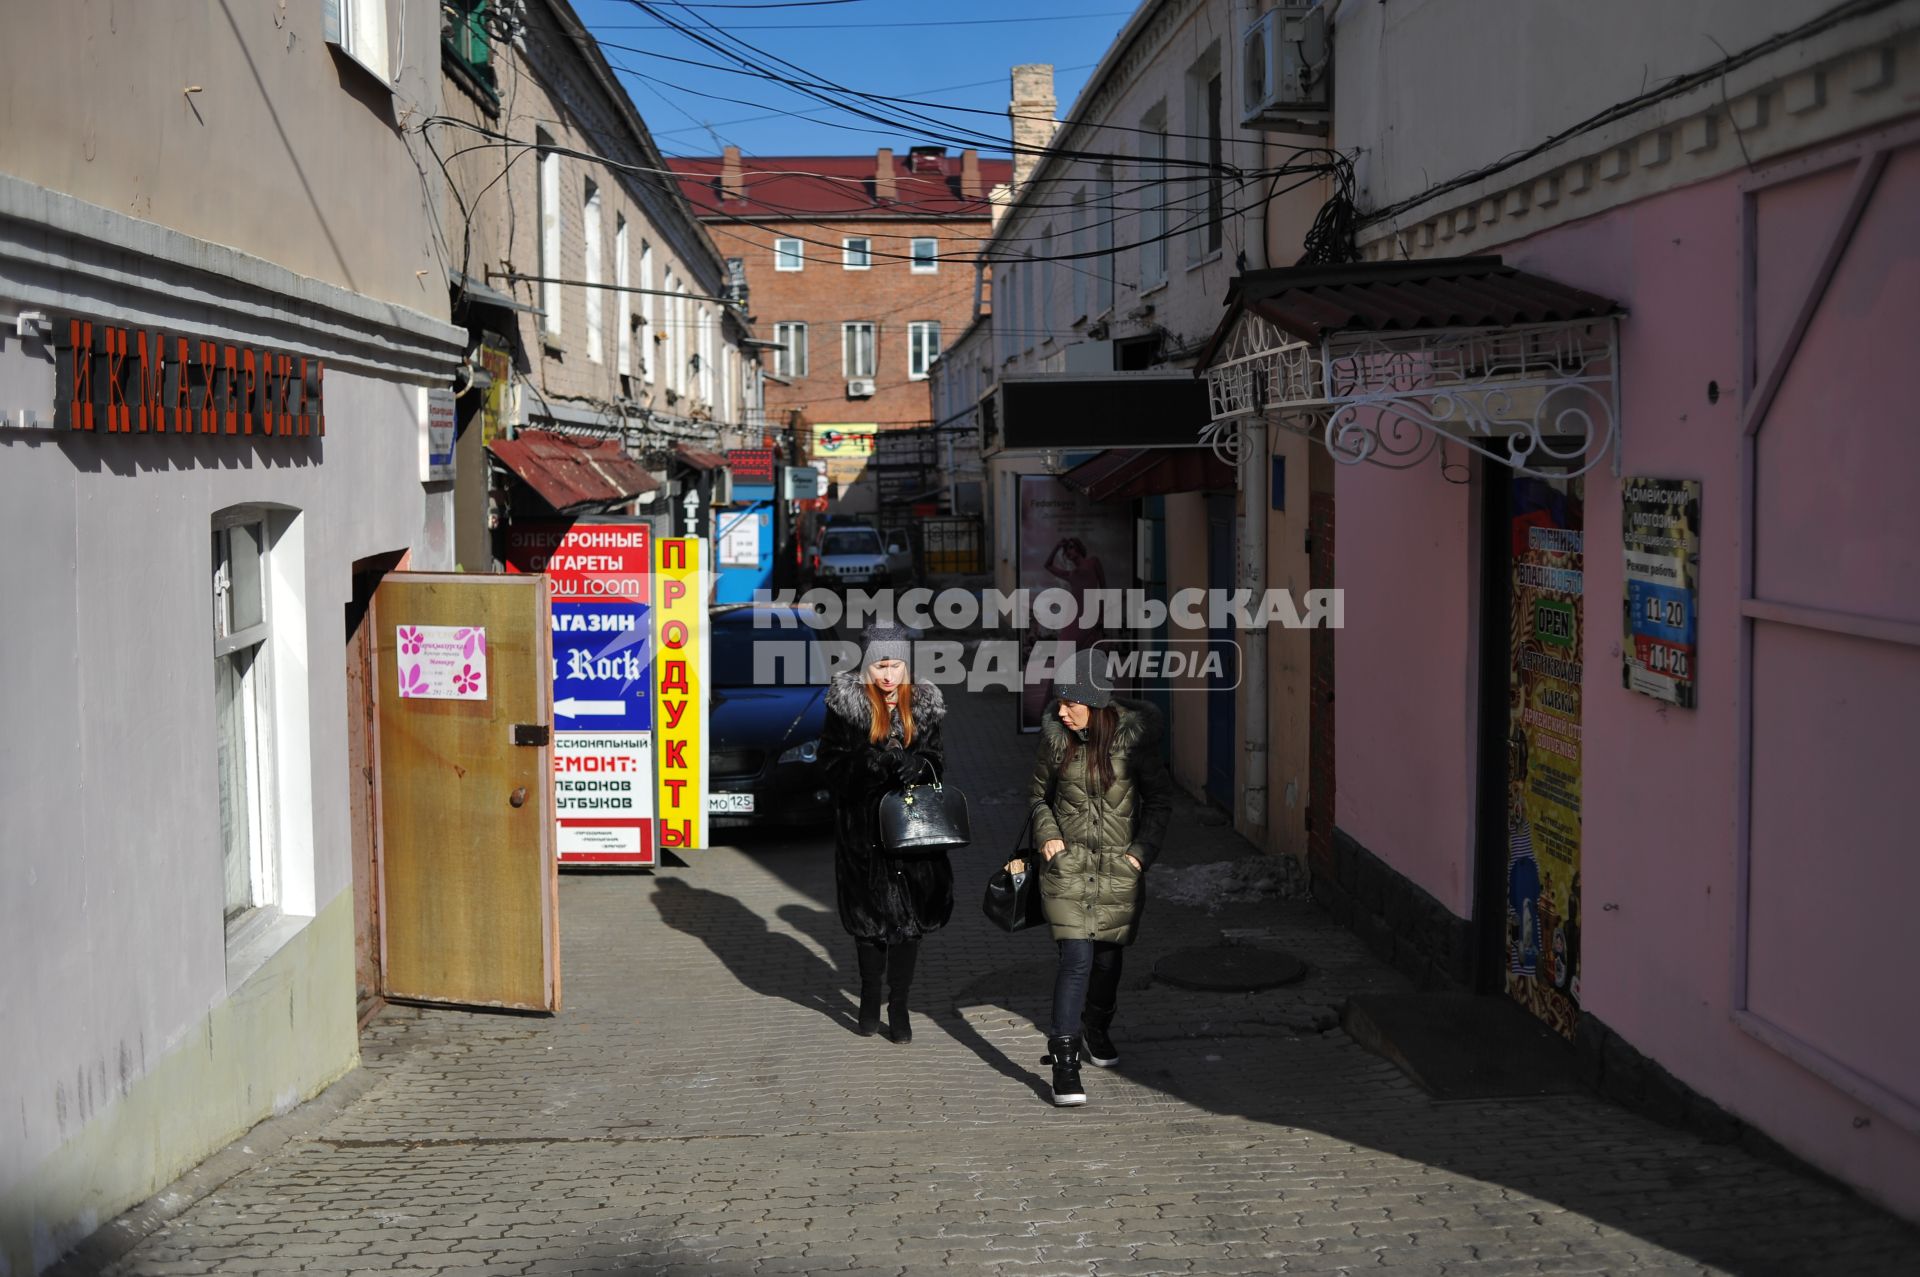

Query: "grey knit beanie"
left=860, top=622, right=915, bottom=669
left=1054, top=646, right=1115, bottom=708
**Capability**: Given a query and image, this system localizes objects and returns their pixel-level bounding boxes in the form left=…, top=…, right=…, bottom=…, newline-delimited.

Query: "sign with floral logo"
left=396, top=625, right=489, bottom=701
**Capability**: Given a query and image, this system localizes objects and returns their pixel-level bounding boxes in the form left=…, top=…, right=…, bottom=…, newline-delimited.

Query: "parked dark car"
left=707, top=604, right=835, bottom=829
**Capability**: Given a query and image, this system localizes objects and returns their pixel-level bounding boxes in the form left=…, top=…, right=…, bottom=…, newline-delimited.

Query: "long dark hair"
left=1062, top=704, right=1120, bottom=790
left=862, top=677, right=915, bottom=746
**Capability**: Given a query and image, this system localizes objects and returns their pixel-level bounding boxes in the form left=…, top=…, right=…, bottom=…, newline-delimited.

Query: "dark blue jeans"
left=1050, top=939, right=1124, bottom=1038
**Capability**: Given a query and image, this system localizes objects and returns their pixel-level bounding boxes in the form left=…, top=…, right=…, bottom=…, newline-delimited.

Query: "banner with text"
left=653, top=537, right=710, bottom=850
left=506, top=520, right=657, bottom=865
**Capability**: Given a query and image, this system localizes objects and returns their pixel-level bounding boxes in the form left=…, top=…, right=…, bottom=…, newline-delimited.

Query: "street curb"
left=43, top=1065, right=382, bottom=1277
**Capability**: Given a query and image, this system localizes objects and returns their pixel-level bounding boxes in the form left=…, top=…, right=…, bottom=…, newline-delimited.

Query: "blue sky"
left=573, top=0, right=1137, bottom=158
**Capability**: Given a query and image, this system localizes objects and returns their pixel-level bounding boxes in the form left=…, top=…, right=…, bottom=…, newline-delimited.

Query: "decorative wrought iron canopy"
left=1195, top=257, right=1625, bottom=478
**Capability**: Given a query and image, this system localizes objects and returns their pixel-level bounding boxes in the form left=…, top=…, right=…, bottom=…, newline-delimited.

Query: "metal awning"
left=453, top=271, right=545, bottom=317
left=1061, top=447, right=1237, bottom=501
left=489, top=429, right=659, bottom=513
left=672, top=442, right=727, bottom=471
left=1196, top=256, right=1624, bottom=477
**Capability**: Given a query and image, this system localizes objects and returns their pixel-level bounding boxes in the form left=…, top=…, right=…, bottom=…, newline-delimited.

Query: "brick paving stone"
left=77, top=687, right=1920, bottom=1277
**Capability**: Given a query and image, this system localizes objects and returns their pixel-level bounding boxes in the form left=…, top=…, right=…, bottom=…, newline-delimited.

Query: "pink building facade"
left=1214, top=0, right=1920, bottom=1219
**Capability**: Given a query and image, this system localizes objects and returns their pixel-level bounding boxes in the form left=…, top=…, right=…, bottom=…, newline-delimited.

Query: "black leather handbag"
left=982, top=815, right=1049, bottom=933
left=877, top=760, right=972, bottom=854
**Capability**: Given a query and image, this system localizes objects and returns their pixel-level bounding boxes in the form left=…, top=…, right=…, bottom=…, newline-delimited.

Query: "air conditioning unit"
left=709, top=468, right=734, bottom=507
left=1241, top=3, right=1330, bottom=132
left=847, top=378, right=877, bottom=398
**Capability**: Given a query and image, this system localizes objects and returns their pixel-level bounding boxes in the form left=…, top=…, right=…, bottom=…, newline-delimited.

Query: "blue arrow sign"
left=551, top=602, right=653, bottom=731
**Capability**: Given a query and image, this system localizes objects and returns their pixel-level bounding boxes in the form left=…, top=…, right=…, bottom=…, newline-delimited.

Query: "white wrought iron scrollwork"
left=1199, top=417, right=1243, bottom=466
left=1200, top=315, right=1621, bottom=478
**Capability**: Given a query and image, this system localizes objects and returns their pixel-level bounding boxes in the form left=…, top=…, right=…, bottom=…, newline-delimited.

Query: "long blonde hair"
left=863, top=678, right=915, bottom=746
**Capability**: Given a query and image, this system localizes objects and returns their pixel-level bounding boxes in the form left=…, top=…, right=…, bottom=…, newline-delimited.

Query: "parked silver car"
left=806, top=524, right=893, bottom=591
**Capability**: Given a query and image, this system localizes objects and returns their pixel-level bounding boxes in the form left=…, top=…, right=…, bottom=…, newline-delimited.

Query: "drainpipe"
left=1236, top=0, right=1272, bottom=839
left=1241, top=411, right=1270, bottom=835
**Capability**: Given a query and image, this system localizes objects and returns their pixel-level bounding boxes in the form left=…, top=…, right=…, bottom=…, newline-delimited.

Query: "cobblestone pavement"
left=99, top=690, right=1915, bottom=1277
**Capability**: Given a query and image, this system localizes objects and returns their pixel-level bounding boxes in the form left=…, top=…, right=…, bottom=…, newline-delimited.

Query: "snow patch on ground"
left=1152, top=857, right=1300, bottom=913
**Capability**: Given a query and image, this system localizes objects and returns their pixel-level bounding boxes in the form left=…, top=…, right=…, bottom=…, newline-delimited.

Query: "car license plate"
left=709, top=792, right=755, bottom=813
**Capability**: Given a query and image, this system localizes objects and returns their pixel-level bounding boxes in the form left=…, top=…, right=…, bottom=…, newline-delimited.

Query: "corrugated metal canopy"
left=1198, top=255, right=1622, bottom=368
left=489, top=430, right=658, bottom=513
left=673, top=442, right=728, bottom=471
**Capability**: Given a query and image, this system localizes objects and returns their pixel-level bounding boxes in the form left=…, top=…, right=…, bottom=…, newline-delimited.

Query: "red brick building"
left=668, top=146, right=1012, bottom=509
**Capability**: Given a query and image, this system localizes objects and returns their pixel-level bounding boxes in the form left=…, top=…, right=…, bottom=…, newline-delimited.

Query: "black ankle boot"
left=1081, top=1002, right=1119, bottom=1067
left=886, top=939, right=919, bottom=1044
left=855, top=942, right=885, bottom=1037
left=1046, top=1035, right=1086, bottom=1105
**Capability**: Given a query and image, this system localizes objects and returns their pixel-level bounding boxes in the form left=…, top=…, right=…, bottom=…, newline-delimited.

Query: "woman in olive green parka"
left=1024, top=648, right=1172, bottom=1106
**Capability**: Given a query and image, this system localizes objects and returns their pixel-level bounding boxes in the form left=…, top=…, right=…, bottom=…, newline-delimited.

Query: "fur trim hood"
left=1038, top=695, right=1162, bottom=757
left=826, top=670, right=947, bottom=728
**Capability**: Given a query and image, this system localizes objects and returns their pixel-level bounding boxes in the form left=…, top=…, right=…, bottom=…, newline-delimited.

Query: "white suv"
left=807, top=524, right=892, bottom=591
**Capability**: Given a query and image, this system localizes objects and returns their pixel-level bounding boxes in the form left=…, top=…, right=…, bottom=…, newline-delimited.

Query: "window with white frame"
left=583, top=180, right=603, bottom=363
left=538, top=132, right=561, bottom=336
left=774, top=237, right=804, bottom=271
left=1139, top=109, right=1168, bottom=287
left=324, top=0, right=392, bottom=83
left=639, top=240, right=655, bottom=381
left=1187, top=48, right=1224, bottom=261
left=615, top=216, right=631, bottom=378
left=1023, top=251, right=1037, bottom=353
left=662, top=267, right=676, bottom=390
left=1040, top=222, right=1055, bottom=340
left=843, top=322, right=876, bottom=378
left=1095, top=163, right=1115, bottom=316
left=911, top=238, right=939, bottom=273
left=908, top=321, right=941, bottom=380
left=843, top=237, right=873, bottom=270
left=774, top=322, right=808, bottom=378
left=1071, top=191, right=1090, bottom=320
left=699, top=307, right=715, bottom=404
left=212, top=511, right=275, bottom=930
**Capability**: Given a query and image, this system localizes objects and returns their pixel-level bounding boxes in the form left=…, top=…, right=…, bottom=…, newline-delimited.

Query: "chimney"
left=874, top=148, right=897, bottom=202
left=1009, top=64, right=1057, bottom=193
left=960, top=148, right=982, bottom=199
left=721, top=145, right=743, bottom=201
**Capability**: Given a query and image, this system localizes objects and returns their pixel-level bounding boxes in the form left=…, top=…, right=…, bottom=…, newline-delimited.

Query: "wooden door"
left=372, top=573, right=559, bottom=1012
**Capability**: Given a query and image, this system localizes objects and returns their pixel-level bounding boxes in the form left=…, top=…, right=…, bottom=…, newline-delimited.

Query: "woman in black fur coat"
left=818, top=623, right=951, bottom=1043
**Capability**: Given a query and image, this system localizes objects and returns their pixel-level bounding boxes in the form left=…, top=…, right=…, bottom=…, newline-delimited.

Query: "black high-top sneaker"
left=1045, top=1036, right=1087, bottom=1105
left=1081, top=1003, right=1119, bottom=1068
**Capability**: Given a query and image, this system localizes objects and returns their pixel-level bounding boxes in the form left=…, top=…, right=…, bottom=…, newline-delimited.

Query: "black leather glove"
left=892, top=751, right=928, bottom=786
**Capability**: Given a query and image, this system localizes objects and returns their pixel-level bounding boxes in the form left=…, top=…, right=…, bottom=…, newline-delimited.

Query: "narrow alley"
left=82, top=690, right=1915, bottom=1277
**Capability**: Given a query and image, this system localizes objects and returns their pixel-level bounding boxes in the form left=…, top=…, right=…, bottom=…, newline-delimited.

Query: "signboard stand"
left=506, top=521, right=658, bottom=868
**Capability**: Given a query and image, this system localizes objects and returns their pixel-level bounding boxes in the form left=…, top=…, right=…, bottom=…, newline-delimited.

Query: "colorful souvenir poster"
left=1507, top=475, right=1584, bottom=1039
left=1622, top=477, right=1702, bottom=708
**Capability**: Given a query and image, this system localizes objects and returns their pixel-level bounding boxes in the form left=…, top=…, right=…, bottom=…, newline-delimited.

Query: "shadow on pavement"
left=648, top=876, right=857, bottom=1033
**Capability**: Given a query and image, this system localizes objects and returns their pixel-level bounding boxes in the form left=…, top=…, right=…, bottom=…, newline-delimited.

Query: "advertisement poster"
left=555, top=734, right=654, bottom=860
left=505, top=521, right=657, bottom=866
left=394, top=625, right=487, bottom=700
left=478, top=342, right=512, bottom=446
left=1015, top=473, right=1134, bottom=732
left=653, top=537, right=710, bottom=851
left=1506, top=475, right=1584, bottom=1039
left=811, top=423, right=877, bottom=489
left=1622, top=477, right=1701, bottom=708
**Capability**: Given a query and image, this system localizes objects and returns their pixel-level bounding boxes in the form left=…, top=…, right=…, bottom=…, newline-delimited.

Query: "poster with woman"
left=1016, top=474, right=1133, bottom=731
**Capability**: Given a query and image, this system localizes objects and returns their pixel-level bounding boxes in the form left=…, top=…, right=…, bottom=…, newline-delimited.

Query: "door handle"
left=509, top=786, right=528, bottom=808
left=512, top=723, right=551, bottom=746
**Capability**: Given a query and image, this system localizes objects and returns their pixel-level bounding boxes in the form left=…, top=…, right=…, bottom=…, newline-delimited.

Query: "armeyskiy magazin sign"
left=506, top=521, right=657, bottom=866
left=1621, top=477, right=1701, bottom=708
left=653, top=537, right=709, bottom=850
